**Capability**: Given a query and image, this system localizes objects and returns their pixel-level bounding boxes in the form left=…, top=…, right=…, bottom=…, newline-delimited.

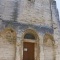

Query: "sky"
left=56, top=0, right=60, bottom=18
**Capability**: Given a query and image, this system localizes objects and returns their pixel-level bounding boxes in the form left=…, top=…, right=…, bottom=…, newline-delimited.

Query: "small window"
left=28, top=0, right=35, bottom=3
left=28, top=0, right=31, bottom=1
left=24, top=33, right=35, bottom=40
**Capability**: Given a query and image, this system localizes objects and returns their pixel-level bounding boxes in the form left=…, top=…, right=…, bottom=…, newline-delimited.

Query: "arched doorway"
left=43, top=33, right=55, bottom=60
left=23, top=29, right=40, bottom=60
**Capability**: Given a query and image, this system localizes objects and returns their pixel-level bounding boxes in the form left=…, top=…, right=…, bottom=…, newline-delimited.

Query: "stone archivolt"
left=43, top=33, right=54, bottom=47
left=0, top=28, right=16, bottom=44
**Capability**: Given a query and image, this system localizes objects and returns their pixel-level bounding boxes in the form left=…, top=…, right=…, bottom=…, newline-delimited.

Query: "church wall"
left=15, top=0, right=52, bottom=27
left=0, top=0, right=60, bottom=60
left=0, top=21, right=55, bottom=60
left=0, top=0, right=57, bottom=28
left=51, top=1, right=60, bottom=60
left=0, top=0, right=15, bottom=21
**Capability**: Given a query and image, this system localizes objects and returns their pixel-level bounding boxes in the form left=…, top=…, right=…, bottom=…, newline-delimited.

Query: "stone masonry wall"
left=17, top=0, right=52, bottom=27
left=0, top=0, right=60, bottom=60
left=0, top=0, right=53, bottom=28
left=0, top=0, right=15, bottom=21
left=51, top=1, right=60, bottom=60
left=0, top=28, right=16, bottom=60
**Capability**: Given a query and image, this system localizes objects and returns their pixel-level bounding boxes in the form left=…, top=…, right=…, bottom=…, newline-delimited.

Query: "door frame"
left=20, top=29, right=40, bottom=60
left=23, top=39, right=40, bottom=60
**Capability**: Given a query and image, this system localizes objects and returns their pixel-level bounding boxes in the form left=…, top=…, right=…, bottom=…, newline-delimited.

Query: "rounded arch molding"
left=20, top=28, right=40, bottom=60
left=0, top=28, right=17, bottom=60
left=23, top=29, right=39, bottom=40
left=1, top=28, right=17, bottom=44
left=43, top=33, right=56, bottom=60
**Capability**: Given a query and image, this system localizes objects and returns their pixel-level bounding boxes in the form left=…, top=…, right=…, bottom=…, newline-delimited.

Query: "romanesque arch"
left=23, top=29, right=39, bottom=40
left=43, top=33, right=55, bottom=60
left=21, top=29, right=40, bottom=60
left=0, top=28, right=16, bottom=60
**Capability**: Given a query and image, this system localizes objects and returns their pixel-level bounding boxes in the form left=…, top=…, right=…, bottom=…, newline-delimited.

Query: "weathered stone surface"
left=0, top=0, right=60, bottom=60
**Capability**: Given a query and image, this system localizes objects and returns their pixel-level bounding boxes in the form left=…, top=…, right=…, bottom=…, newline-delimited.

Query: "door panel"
left=23, top=42, right=34, bottom=60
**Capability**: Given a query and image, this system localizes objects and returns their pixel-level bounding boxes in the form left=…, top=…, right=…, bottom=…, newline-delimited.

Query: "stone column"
left=15, top=36, right=21, bottom=60
left=39, top=34, right=44, bottom=60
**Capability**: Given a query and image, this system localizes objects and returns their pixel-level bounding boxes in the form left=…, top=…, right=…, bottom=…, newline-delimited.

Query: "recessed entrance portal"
left=23, top=42, right=34, bottom=60
left=23, top=29, right=40, bottom=60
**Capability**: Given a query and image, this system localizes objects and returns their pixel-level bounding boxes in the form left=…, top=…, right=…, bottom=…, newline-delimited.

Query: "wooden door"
left=23, top=42, right=34, bottom=60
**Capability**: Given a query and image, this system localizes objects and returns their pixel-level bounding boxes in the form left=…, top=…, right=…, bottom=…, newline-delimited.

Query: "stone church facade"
left=0, top=0, right=60, bottom=60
